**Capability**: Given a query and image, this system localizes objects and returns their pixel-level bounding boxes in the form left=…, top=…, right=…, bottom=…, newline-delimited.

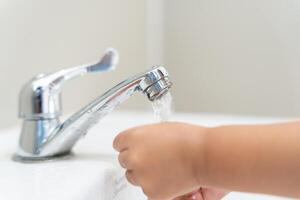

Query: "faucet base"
left=12, top=151, right=74, bottom=163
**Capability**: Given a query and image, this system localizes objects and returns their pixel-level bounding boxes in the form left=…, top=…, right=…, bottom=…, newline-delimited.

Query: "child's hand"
left=113, top=122, right=208, bottom=200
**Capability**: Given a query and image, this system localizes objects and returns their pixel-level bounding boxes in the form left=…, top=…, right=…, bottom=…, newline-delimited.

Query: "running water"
left=151, top=92, right=173, bottom=122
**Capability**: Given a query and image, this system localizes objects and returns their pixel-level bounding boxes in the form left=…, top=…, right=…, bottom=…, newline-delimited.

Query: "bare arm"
left=203, top=122, right=300, bottom=198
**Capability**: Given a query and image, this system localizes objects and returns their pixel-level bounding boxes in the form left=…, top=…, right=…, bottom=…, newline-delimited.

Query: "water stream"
left=151, top=92, right=173, bottom=122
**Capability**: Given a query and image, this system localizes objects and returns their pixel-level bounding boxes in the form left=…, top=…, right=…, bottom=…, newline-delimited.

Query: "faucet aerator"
left=145, top=78, right=172, bottom=101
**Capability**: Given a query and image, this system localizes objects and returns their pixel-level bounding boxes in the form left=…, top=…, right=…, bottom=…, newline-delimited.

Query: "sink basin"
left=0, top=111, right=294, bottom=200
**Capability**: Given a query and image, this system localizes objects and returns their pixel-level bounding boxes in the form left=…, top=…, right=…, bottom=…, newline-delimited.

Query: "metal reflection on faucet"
left=15, top=48, right=172, bottom=161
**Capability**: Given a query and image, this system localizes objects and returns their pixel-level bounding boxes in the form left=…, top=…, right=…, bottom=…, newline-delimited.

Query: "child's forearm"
left=201, top=122, right=300, bottom=198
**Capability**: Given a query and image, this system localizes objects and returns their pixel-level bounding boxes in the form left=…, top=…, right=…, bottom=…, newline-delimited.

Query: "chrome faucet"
left=15, top=48, right=172, bottom=161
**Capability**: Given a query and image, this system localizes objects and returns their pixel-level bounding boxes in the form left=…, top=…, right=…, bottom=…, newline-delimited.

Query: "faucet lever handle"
left=86, top=48, right=119, bottom=73
left=19, top=48, right=119, bottom=119
left=47, top=48, right=119, bottom=86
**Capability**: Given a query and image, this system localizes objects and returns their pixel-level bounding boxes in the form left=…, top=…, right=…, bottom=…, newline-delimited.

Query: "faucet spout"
left=16, top=65, right=171, bottom=161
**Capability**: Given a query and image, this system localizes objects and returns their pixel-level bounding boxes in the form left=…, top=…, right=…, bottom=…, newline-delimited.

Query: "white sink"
left=0, top=111, right=294, bottom=200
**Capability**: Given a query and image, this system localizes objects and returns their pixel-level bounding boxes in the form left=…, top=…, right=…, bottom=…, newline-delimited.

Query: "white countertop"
left=0, top=111, right=295, bottom=200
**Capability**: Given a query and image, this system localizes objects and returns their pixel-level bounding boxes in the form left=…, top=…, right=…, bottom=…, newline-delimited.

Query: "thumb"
left=148, top=198, right=181, bottom=200
left=175, top=190, right=204, bottom=200
left=148, top=190, right=203, bottom=200
left=148, top=196, right=199, bottom=200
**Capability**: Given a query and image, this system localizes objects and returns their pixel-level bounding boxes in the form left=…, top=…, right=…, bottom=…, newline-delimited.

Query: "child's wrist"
left=191, top=126, right=211, bottom=186
left=193, top=126, right=226, bottom=187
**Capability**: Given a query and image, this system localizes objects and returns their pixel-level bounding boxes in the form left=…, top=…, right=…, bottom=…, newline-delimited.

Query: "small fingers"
left=125, top=170, right=139, bottom=186
left=118, top=150, right=133, bottom=169
left=113, top=131, right=131, bottom=152
left=113, top=125, right=147, bottom=152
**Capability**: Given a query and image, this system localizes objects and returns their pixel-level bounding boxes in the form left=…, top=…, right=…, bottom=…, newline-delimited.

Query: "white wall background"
left=164, top=0, right=300, bottom=117
left=1, top=0, right=300, bottom=128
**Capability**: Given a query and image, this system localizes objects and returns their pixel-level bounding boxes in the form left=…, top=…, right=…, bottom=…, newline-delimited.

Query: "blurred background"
left=1, top=0, right=300, bottom=128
